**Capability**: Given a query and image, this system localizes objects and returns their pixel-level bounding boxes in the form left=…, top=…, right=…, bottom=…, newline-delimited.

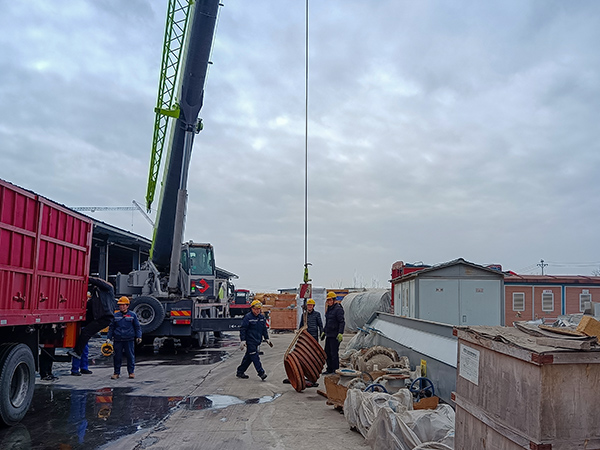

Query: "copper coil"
left=290, top=344, right=321, bottom=383
left=284, top=352, right=306, bottom=392
left=300, top=329, right=327, bottom=360
left=294, top=339, right=324, bottom=377
left=297, top=332, right=326, bottom=365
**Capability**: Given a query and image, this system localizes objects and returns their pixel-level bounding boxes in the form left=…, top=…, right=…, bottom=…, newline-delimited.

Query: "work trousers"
left=113, top=340, right=135, bottom=375
left=236, top=342, right=264, bottom=376
left=71, top=344, right=89, bottom=373
left=39, top=347, right=55, bottom=377
left=74, top=316, right=112, bottom=355
left=325, top=337, right=340, bottom=373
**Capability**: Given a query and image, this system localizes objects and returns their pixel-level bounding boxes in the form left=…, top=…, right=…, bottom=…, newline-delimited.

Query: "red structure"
left=389, top=261, right=430, bottom=311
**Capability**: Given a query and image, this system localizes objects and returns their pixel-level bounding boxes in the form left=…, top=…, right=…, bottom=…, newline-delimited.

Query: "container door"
left=459, top=279, right=501, bottom=326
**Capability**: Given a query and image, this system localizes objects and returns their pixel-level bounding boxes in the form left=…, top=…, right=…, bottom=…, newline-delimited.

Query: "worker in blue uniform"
left=237, top=300, right=271, bottom=380
left=107, top=296, right=142, bottom=379
left=321, top=292, right=345, bottom=375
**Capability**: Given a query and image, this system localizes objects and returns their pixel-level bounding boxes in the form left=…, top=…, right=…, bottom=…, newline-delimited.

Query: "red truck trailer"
left=0, top=178, right=92, bottom=425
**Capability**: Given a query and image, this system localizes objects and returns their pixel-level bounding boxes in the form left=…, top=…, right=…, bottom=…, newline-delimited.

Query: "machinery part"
left=346, top=377, right=367, bottom=391
left=130, top=296, right=165, bottom=333
left=362, top=345, right=398, bottom=363
left=101, top=342, right=114, bottom=357
left=290, top=344, right=320, bottom=383
left=364, top=383, right=388, bottom=393
left=300, top=329, right=326, bottom=362
left=284, top=353, right=306, bottom=392
left=0, top=343, right=35, bottom=426
left=409, top=377, right=435, bottom=399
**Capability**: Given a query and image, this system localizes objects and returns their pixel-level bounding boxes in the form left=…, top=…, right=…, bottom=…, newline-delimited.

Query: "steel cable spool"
left=283, top=325, right=325, bottom=392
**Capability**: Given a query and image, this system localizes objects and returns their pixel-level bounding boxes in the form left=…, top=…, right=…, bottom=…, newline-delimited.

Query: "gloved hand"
left=136, top=338, right=142, bottom=345
left=320, top=332, right=325, bottom=341
left=240, top=342, right=246, bottom=351
left=106, top=339, right=112, bottom=344
left=337, top=333, right=343, bottom=343
left=266, top=340, right=273, bottom=348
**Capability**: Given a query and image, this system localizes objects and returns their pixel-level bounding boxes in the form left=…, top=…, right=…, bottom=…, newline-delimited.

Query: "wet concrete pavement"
left=0, top=332, right=367, bottom=450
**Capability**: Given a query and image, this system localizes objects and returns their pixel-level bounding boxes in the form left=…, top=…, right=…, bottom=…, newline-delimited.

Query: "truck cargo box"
left=0, top=178, right=92, bottom=326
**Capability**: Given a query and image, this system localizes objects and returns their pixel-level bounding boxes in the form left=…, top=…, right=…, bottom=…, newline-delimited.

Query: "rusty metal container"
left=453, top=326, right=600, bottom=450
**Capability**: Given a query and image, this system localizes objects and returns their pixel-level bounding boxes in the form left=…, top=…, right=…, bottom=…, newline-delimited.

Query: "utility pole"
left=538, top=259, right=548, bottom=275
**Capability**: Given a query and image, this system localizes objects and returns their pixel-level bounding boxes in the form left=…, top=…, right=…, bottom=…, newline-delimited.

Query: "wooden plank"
left=535, top=338, right=592, bottom=350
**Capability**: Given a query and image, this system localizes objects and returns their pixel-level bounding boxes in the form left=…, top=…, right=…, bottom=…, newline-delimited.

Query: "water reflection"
left=0, top=387, right=281, bottom=449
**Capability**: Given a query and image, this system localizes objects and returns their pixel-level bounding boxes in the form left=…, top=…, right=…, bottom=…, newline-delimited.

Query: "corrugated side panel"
left=0, top=179, right=91, bottom=326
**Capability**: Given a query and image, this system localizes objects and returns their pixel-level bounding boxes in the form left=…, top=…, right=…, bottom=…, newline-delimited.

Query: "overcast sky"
left=1, top=1, right=599, bottom=292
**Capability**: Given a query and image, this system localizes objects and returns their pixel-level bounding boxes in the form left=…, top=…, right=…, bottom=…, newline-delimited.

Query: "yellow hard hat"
left=117, top=296, right=130, bottom=305
left=307, top=299, right=316, bottom=305
left=101, top=342, right=114, bottom=356
left=250, top=300, right=262, bottom=308
left=327, top=292, right=337, bottom=299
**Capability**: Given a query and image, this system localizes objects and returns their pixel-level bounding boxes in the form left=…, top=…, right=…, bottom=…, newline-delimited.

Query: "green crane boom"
left=145, top=0, right=194, bottom=212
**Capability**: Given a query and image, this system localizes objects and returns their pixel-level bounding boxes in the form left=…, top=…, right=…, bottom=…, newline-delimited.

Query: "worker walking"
left=299, top=299, right=323, bottom=343
left=107, top=297, right=142, bottom=379
left=237, top=300, right=271, bottom=381
left=321, top=292, right=345, bottom=375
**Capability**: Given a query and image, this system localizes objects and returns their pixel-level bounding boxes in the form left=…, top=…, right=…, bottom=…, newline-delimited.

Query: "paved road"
left=102, top=331, right=367, bottom=450
left=1, top=331, right=368, bottom=449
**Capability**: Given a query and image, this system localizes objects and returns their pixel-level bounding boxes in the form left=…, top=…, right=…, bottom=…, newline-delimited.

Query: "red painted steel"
left=0, top=179, right=92, bottom=327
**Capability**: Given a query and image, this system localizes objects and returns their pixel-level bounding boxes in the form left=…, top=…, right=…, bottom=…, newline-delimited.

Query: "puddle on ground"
left=0, top=385, right=281, bottom=450
left=184, top=393, right=282, bottom=410
left=136, top=349, right=229, bottom=367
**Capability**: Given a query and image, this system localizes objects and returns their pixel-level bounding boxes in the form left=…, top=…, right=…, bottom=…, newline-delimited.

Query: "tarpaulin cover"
left=342, top=289, right=392, bottom=332
left=344, top=389, right=454, bottom=450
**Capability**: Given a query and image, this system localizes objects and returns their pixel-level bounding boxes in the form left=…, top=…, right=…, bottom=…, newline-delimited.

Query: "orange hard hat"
left=117, top=296, right=130, bottom=305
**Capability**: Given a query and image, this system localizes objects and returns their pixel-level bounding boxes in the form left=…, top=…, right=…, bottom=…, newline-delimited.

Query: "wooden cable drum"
left=284, top=325, right=325, bottom=392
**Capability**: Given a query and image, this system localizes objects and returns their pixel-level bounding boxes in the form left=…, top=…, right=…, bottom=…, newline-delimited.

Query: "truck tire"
left=130, top=296, right=165, bottom=334
left=0, top=343, right=35, bottom=427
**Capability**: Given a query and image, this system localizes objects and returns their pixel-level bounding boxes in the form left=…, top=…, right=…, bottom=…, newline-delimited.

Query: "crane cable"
left=303, top=0, right=310, bottom=280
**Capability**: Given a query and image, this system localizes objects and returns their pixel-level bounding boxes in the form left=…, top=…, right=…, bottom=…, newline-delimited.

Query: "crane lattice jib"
left=145, top=0, right=195, bottom=212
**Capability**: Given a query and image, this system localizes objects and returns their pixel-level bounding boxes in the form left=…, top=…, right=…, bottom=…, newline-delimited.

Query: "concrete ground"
left=54, top=331, right=368, bottom=450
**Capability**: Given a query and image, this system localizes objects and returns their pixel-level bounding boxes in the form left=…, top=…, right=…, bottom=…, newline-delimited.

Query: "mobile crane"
left=115, top=0, right=241, bottom=347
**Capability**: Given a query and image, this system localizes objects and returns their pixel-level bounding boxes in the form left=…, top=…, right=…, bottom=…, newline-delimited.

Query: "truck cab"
left=181, top=243, right=216, bottom=299
left=229, top=289, right=253, bottom=317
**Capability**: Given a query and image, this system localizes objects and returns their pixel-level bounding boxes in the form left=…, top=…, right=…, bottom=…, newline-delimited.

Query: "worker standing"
left=107, top=297, right=142, bottom=379
left=236, top=300, right=271, bottom=381
left=321, top=292, right=345, bottom=375
left=299, top=299, right=323, bottom=343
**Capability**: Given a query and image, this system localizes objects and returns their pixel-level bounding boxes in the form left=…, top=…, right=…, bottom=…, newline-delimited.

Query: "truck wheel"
left=0, top=344, right=35, bottom=427
left=131, top=296, right=165, bottom=334
left=197, top=332, right=209, bottom=348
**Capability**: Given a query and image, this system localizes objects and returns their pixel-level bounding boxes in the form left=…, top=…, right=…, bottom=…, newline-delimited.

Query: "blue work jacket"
left=239, top=311, right=269, bottom=346
left=107, top=310, right=142, bottom=342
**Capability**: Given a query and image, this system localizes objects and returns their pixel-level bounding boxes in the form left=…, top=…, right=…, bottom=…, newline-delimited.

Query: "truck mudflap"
left=192, top=318, right=242, bottom=332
